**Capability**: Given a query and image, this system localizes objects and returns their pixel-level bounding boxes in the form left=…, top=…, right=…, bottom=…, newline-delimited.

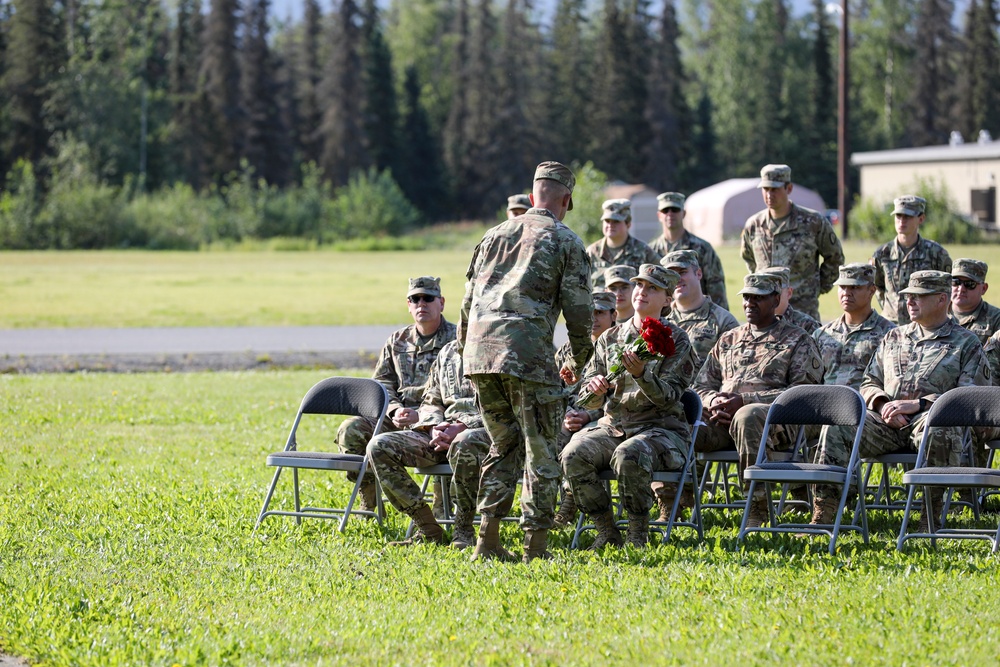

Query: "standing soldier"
left=460, top=161, right=594, bottom=563
left=649, top=192, right=729, bottom=310
left=605, top=265, right=637, bottom=324
left=586, top=199, right=660, bottom=289
left=950, top=258, right=1000, bottom=345
left=506, top=194, right=531, bottom=219
left=759, top=266, right=822, bottom=334
left=662, top=250, right=738, bottom=365
left=872, top=195, right=951, bottom=324
left=741, top=164, right=844, bottom=321
left=336, top=276, right=456, bottom=512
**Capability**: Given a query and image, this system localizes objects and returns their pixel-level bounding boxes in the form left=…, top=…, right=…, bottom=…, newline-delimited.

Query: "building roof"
left=852, top=141, right=1000, bottom=166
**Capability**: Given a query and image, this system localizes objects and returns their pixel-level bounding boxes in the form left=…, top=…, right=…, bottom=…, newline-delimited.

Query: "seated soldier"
left=587, top=199, right=660, bottom=289
left=950, top=258, right=1000, bottom=345
left=760, top=266, right=821, bottom=334
left=663, top=250, right=739, bottom=365
left=812, top=271, right=990, bottom=528
left=605, top=265, right=637, bottom=324
left=562, top=264, right=698, bottom=548
left=553, top=291, right=619, bottom=527
left=692, top=272, right=824, bottom=527
left=368, top=338, right=491, bottom=547
left=506, top=194, right=531, bottom=219
left=336, top=277, right=456, bottom=512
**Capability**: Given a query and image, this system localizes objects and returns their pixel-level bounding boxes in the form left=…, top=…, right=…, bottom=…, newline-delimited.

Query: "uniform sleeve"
left=415, top=355, right=446, bottom=430
left=817, top=220, right=845, bottom=295
left=951, top=337, right=991, bottom=393
left=986, top=334, right=1000, bottom=386
left=872, top=252, right=886, bottom=311
left=457, top=242, right=483, bottom=354
left=373, top=336, right=404, bottom=416
left=740, top=224, right=756, bottom=273
left=860, top=340, right=890, bottom=409
left=692, top=339, right=725, bottom=407
left=633, top=328, right=697, bottom=407
left=702, top=246, right=729, bottom=310
left=579, top=331, right=611, bottom=410
left=561, top=237, right=596, bottom=374
left=935, top=245, right=953, bottom=273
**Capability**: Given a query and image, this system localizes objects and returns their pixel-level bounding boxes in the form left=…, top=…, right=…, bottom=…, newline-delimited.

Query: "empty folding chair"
left=253, top=377, right=389, bottom=534
left=897, top=386, right=1000, bottom=553
left=738, top=384, right=869, bottom=555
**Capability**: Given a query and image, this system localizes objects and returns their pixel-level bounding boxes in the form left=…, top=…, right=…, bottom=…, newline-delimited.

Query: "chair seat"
left=863, top=451, right=916, bottom=464
left=414, top=464, right=454, bottom=475
left=744, top=461, right=851, bottom=485
left=266, top=451, right=366, bottom=471
left=903, top=467, right=1000, bottom=487
left=697, top=449, right=739, bottom=462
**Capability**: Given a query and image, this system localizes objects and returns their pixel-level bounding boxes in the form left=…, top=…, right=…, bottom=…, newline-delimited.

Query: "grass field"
left=4, top=241, right=1000, bottom=329
left=2, top=370, right=1000, bottom=666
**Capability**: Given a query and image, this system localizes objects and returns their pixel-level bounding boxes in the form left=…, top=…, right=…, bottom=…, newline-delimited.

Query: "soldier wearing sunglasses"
left=950, top=259, right=1000, bottom=346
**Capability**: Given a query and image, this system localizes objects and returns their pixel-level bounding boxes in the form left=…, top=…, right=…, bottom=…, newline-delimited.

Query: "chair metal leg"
left=252, top=467, right=284, bottom=535
left=896, top=484, right=919, bottom=551
left=293, top=468, right=301, bottom=525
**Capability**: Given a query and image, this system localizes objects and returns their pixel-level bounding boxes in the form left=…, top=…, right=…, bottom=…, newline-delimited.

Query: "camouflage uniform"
left=985, top=331, right=1000, bottom=383
left=650, top=230, right=729, bottom=310
left=781, top=306, right=821, bottom=334
left=669, top=297, right=739, bottom=367
left=460, top=196, right=594, bottom=531
left=813, top=310, right=896, bottom=389
left=587, top=235, right=661, bottom=289
left=693, top=277, right=825, bottom=479
left=367, top=340, right=489, bottom=514
left=951, top=300, right=1000, bottom=346
left=740, top=167, right=844, bottom=320
left=872, top=237, right=952, bottom=324
left=563, top=310, right=698, bottom=516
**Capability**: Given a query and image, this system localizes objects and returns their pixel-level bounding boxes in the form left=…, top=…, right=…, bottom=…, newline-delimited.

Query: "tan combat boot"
left=450, top=508, right=477, bottom=549
left=357, top=480, right=379, bottom=515
left=553, top=490, right=579, bottom=528
left=655, top=484, right=676, bottom=523
left=431, top=477, right=446, bottom=521
left=471, top=517, right=518, bottom=562
left=626, top=512, right=649, bottom=548
left=809, top=496, right=839, bottom=526
left=746, top=495, right=770, bottom=529
left=522, top=529, right=551, bottom=563
left=588, top=510, right=624, bottom=550
left=388, top=504, right=445, bottom=546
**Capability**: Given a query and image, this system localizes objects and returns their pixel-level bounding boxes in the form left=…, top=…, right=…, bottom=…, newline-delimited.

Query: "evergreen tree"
left=688, top=87, right=719, bottom=190
left=398, top=65, right=447, bottom=221
left=319, top=0, right=368, bottom=187
left=799, top=0, right=837, bottom=204
left=168, top=0, right=204, bottom=186
left=296, top=0, right=322, bottom=165
left=956, top=0, right=1000, bottom=140
left=442, top=0, right=471, bottom=210
left=197, top=0, right=242, bottom=181
left=361, top=0, right=400, bottom=178
left=908, top=0, right=957, bottom=146
left=548, top=0, right=590, bottom=164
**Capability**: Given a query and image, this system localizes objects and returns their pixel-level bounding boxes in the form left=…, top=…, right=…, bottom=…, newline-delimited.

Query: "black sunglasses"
left=952, top=278, right=980, bottom=289
left=408, top=294, right=438, bottom=304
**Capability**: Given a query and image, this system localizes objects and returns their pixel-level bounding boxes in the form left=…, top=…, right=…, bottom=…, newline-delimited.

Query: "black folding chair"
left=253, top=377, right=388, bottom=534
left=738, top=385, right=869, bottom=555
left=898, top=386, right=1000, bottom=553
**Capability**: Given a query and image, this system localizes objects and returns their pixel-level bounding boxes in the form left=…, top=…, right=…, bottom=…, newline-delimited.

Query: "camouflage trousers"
left=337, top=415, right=402, bottom=484
left=366, top=427, right=490, bottom=515
left=562, top=424, right=687, bottom=515
left=471, top=374, right=564, bottom=531
left=815, top=410, right=964, bottom=502
left=696, top=403, right=792, bottom=498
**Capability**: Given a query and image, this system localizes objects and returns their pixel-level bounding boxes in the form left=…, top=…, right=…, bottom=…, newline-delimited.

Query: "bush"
left=124, top=183, right=216, bottom=250
left=848, top=176, right=983, bottom=244
left=321, top=167, right=421, bottom=242
left=561, top=161, right=609, bottom=243
left=257, top=164, right=331, bottom=241
left=0, top=160, right=40, bottom=249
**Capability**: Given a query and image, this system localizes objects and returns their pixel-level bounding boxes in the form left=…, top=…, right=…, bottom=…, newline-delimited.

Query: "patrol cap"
left=891, top=195, right=926, bottom=217
left=656, top=192, right=686, bottom=211
left=407, top=276, right=441, bottom=297
left=631, top=264, right=680, bottom=292
left=898, top=270, right=952, bottom=295
left=951, top=258, right=988, bottom=283
left=738, top=272, right=783, bottom=296
left=506, top=194, right=531, bottom=212
left=533, top=161, right=576, bottom=210
left=602, top=198, right=632, bottom=222
left=833, top=263, right=876, bottom=286
left=592, top=291, right=618, bottom=312
left=759, top=266, right=791, bottom=289
left=758, top=164, right=792, bottom=188
left=605, top=264, right=637, bottom=287
left=661, top=249, right=700, bottom=272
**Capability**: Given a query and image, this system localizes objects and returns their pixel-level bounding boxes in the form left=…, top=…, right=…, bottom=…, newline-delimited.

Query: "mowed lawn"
left=5, top=241, right=1000, bottom=329
left=3, top=371, right=1000, bottom=666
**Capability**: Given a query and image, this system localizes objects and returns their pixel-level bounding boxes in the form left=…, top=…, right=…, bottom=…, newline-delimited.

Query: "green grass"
left=3, top=241, right=1000, bottom=329
left=3, top=370, right=1000, bottom=666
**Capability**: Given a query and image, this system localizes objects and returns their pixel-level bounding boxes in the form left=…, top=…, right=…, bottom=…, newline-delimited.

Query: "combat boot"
left=746, top=495, right=770, bottom=529
left=388, top=504, right=446, bottom=546
left=625, top=512, right=649, bottom=548
left=588, top=510, right=624, bottom=550
left=431, top=477, right=446, bottom=521
left=357, top=480, right=379, bottom=515
left=553, top=491, right=578, bottom=528
left=809, top=496, right=839, bottom=526
left=470, top=517, right=518, bottom=562
left=655, top=484, right=676, bottom=523
left=917, top=492, right=940, bottom=534
left=522, top=529, right=551, bottom=563
left=450, top=508, right=477, bottom=549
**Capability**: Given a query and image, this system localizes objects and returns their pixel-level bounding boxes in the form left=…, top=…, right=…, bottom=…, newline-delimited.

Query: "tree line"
left=0, top=0, right=998, bottom=248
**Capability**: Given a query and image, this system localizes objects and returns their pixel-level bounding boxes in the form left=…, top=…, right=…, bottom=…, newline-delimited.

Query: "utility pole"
left=838, top=0, right=850, bottom=239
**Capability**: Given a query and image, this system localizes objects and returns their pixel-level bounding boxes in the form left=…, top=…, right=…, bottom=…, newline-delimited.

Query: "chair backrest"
left=924, top=386, right=1000, bottom=429
left=680, top=389, right=702, bottom=426
left=766, top=384, right=865, bottom=427
left=299, top=377, right=389, bottom=422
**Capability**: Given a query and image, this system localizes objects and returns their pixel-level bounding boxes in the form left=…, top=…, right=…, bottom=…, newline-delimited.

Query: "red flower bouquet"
left=577, top=317, right=675, bottom=404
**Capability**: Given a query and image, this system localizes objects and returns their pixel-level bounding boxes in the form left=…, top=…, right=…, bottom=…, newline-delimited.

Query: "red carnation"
left=577, top=316, right=677, bottom=405
left=639, top=317, right=675, bottom=357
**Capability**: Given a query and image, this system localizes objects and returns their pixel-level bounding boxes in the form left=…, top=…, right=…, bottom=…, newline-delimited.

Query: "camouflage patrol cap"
left=759, top=266, right=791, bottom=289
left=656, top=192, right=686, bottom=211
left=899, top=270, right=951, bottom=295
left=758, top=164, right=792, bottom=188
left=407, top=276, right=441, bottom=297
left=592, top=290, right=618, bottom=312
left=661, top=249, right=700, bottom=272
left=951, top=258, right=988, bottom=283
left=833, top=262, right=876, bottom=286
left=602, top=198, right=632, bottom=223
left=605, top=264, right=638, bottom=287
left=533, top=161, right=576, bottom=210
left=631, top=263, right=680, bottom=292
left=738, top=272, right=782, bottom=296
left=891, top=195, right=926, bottom=217
left=506, top=194, right=531, bottom=212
